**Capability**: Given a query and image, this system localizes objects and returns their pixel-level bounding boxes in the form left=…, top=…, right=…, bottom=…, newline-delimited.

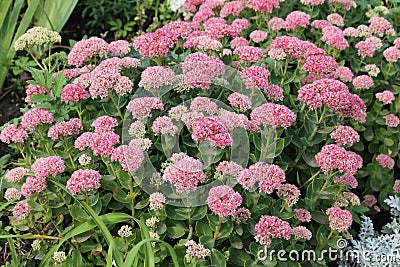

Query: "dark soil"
left=0, top=88, right=23, bottom=157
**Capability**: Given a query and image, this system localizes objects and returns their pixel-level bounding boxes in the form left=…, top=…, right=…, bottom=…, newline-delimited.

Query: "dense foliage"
left=0, top=0, right=399, bottom=266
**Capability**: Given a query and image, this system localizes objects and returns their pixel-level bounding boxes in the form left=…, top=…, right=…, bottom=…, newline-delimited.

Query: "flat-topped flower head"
left=139, top=66, right=176, bottom=90
left=0, top=124, right=28, bottom=144
left=250, top=103, right=296, bottom=129
left=255, top=215, right=292, bottom=245
left=326, top=206, right=352, bottom=232
left=68, top=37, right=109, bottom=66
left=31, top=156, right=65, bottom=178
left=91, top=116, right=118, bottom=133
left=376, top=154, right=395, bottom=169
left=330, top=125, right=360, bottom=147
left=14, top=27, right=61, bottom=51
left=48, top=118, right=82, bottom=140
left=111, top=145, right=144, bottom=172
left=207, top=185, right=242, bottom=217
left=21, top=108, right=53, bottom=130
left=384, top=114, right=400, bottom=127
left=163, top=154, right=205, bottom=193
left=375, top=91, right=395, bottom=105
left=66, top=169, right=102, bottom=195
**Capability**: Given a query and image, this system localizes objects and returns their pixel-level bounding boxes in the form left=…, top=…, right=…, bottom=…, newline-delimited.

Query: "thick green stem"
left=213, top=219, right=222, bottom=241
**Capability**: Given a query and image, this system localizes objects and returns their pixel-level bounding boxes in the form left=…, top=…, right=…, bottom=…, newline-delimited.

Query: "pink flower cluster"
left=152, top=116, right=178, bottom=135
left=267, top=36, right=324, bottom=60
left=302, top=55, right=338, bottom=74
left=368, top=17, right=395, bottom=37
left=21, top=176, right=47, bottom=198
left=315, top=144, right=363, bottom=174
left=21, top=108, right=53, bottom=130
left=263, top=85, right=284, bottom=101
left=250, top=103, right=296, bottom=129
left=149, top=192, right=166, bottom=210
left=327, top=13, right=344, bottom=27
left=292, top=226, right=312, bottom=240
left=206, top=185, right=242, bottom=217
left=75, top=131, right=120, bottom=157
left=48, top=118, right=82, bottom=140
left=182, top=52, right=225, bottom=90
left=89, top=57, right=136, bottom=98
left=12, top=201, right=30, bottom=218
left=249, top=30, right=267, bottom=43
left=384, top=114, right=400, bottom=127
left=108, top=40, right=130, bottom=56
left=31, top=156, right=65, bottom=178
left=0, top=124, right=28, bottom=144
left=246, top=0, right=281, bottom=13
left=268, top=17, right=286, bottom=31
left=91, top=116, right=118, bottom=133
left=311, top=20, right=332, bottom=30
left=66, top=169, right=102, bottom=195
left=362, top=195, right=377, bottom=207
left=328, top=0, right=356, bottom=10
left=133, top=31, right=175, bottom=58
left=298, top=79, right=366, bottom=122
left=239, top=162, right=286, bottom=193
left=4, top=188, right=21, bottom=201
left=376, top=91, right=395, bottom=105
left=68, top=37, right=109, bottom=66
left=355, top=40, right=376, bottom=58
left=383, top=47, right=400, bottom=62
left=321, top=26, right=348, bottom=50
left=335, top=66, right=353, bottom=82
left=330, top=125, right=360, bottom=147
left=111, top=145, right=144, bottom=172
left=127, top=97, right=164, bottom=119
left=228, top=93, right=252, bottom=112
left=5, top=167, right=30, bottom=182
left=376, top=154, right=395, bottom=169
left=163, top=153, right=205, bottom=193
left=220, top=1, right=244, bottom=18
left=255, top=215, right=292, bottom=245
left=190, top=97, right=218, bottom=115
left=233, top=46, right=264, bottom=63
left=352, top=75, right=374, bottom=90
left=294, top=208, right=312, bottom=222
left=394, top=180, right=400, bottom=193
left=334, top=173, right=358, bottom=188
left=25, top=84, right=49, bottom=104
left=185, top=240, right=210, bottom=259
left=190, top=117, right=233, bottom=148
left=61, top=84, right=89, bottom=103
left=240, top=66, right=270, bottom=90
left=277, top=184, right=301, bottom=207
left=216, top=161, right=244, bottom=178
left=183, top=35, right=222, bottom=51
left=231, top=37, right=249, bottom=49
left=326, top=206, right=353, bottom=232
left=285, top=11, right=310, bottom=31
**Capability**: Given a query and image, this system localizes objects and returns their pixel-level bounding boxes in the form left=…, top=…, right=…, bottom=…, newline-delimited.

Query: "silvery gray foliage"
left=338, top=196, right=400, bottom=267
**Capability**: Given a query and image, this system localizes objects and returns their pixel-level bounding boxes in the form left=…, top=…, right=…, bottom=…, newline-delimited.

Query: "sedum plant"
left=0, top=0, right=399, bottom=266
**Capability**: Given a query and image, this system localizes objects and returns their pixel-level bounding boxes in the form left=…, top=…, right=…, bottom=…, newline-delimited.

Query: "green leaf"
left=72, top=250, right=83, bottom=267
left=52, top=71, right=67, bottom=97
left=166, top=220, right=187, bottom=239
left=211, top=249, right=226, bottom=267
left=166, top=205, right=191, bottom=220
left=229, top=247, right=252, bottom=266
left=29, top=93, right=53, bottom=103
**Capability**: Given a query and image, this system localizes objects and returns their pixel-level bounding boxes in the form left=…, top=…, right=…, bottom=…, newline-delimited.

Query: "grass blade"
left=123, top=239, right=180, bottom=267
left=6, top=237, right=18, bottom=267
